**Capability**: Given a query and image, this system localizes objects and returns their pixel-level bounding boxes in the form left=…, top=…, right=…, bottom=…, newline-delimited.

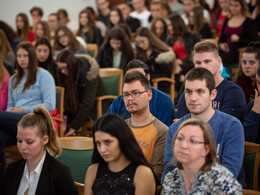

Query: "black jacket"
left=3, top=152, right=77, bottom=195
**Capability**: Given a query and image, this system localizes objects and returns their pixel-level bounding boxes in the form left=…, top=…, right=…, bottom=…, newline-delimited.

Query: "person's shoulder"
left=219, top=79, right=243, bottom=93
left=153, top=117, right=168, bottom=131
left=6, top=158, right=25, bottom=172
left=213, top=110, right=241, bottom=124
left=86, top=163, right=99, bottom=178
left=151, top=87, right=172, bottom=102
left=135, top=165, right=154, bottom=182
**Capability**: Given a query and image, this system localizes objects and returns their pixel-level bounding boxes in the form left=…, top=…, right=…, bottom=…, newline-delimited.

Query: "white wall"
left=0, top=0, right=97, bottom=30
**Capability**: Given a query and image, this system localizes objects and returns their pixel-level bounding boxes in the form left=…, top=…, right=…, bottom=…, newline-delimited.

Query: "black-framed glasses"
left=121, top=91, right=148, bottom=99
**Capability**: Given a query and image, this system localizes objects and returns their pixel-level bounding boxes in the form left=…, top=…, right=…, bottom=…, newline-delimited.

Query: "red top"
left=217, top=12, right=228, bottom=38
left=173, top=42, right=188, bottom=60
left=224, top=24, right=243, bottom=44
left=0, top=71, right=10, bottom=110
left=28, top=30, right=35, bottom=42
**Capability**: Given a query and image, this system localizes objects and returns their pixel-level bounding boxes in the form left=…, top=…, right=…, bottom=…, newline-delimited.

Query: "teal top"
left=113, top=52, right=122, bottom=68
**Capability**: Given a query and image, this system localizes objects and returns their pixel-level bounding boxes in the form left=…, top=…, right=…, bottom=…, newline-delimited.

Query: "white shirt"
left=17, top=151, right=46, bottom=195
left=130, top=9, right=150, bottom=28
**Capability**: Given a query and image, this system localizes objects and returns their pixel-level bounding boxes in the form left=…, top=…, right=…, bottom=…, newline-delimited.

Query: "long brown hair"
left=189, top=6, right=204, bottom=33
left=16, top=13, right=30, bottom=42
left=0, top=29, right=13, bottom=60
left=54, top=25, right=80, bottom=52
left=103, top=26, right=134, bottom=61
left=18, top=105, right=61, bottom=157
left=151, top=17, right=168, bottom=42
left=35, top=21, right=51, bottom=40
left=135, top=27, right=171, bottom=62
left=76, top=9, right=96, bottom=38
left=13, top=42, right=38, bottom=91
left=168, top=14, right=190, bottom=43
left=56, top=50, right=79, bottom=113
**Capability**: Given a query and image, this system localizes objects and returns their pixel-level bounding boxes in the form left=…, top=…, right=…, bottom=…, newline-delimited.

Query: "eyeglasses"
left=176, top=136, right=205, bottom=145
left=121, top=91, right=148, bottom=99
left=135, top=40, right=147, bottom=46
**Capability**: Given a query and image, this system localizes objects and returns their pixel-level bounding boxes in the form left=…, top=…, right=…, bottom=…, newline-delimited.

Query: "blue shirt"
left=177, top=79, right=246, bottom=120
left=107, top=87, right=175, bottom=127
left=162, top=110, right=244, bottom=184
left=7, top=68, right=56, bottom=113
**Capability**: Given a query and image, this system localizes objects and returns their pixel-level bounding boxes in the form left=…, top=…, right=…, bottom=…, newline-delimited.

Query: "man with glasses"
left=122, top=71, right=168, bottom=180
left=107, top=59, right=175, bottom=127
left=162, top=67, right=244, bottom=186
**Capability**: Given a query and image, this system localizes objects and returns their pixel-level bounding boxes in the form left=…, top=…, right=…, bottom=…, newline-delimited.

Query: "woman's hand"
left=219, top=43, right=230, bottom=52
left=10, top=107, right=24, bottom=113
left=252, top=89, right=260, bottom=114
left=231, top=34, right=240, bottom=42
left=65, top=128, right=76, bottom=137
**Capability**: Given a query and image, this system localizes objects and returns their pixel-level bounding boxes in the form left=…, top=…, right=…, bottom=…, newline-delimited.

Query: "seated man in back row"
left=177, top=41, right=246, bottom=121
left=162, top=67, right=245, bottom=185
left=108, top=59, right=175, bottom=127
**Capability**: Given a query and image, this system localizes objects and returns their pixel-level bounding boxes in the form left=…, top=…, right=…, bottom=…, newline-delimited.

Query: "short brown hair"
left=192, top=41, right=219, bottom=58
left=123, top=71, right=151, bottom=91
left=30, top=6, right=43, bottom=17
left=172, top=118, right=218, bottom=171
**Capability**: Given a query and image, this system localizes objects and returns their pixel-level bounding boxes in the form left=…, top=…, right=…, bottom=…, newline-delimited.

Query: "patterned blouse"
left=161, top=163, right=242, bottom=195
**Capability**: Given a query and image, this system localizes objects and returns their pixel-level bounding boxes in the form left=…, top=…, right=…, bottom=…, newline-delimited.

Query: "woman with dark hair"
left=232, top=42, right=260, bottom=103
left=75, top=9, right=102, bottom=46
left=167, top=14, right=200, bottom=91
left=0, top=20, right=21, bottom=53
left=15, top=13, right=35, bottom=42
left=135, top=27, right=176, bottom=93
left=84, top=113, right=156, bottom=194
left=0, top=42, right=55, bottom=168
left=53, top=25, right=87, bottom=57
left=188, top=6, right=212, bottom=39
left=151, top=17, right=168, bottom=43
left=35, top=37, right=56, bottom=78
left=219, top=0, right=258, bottom=67
left=3, top=105, right=77, bottom=195
left=161, top=118, right=242, bottom=194
left=97, top=26, right=134, bottom=70
left=108, top=7, right=125, bottom=31
left=55, top=50, right=108, bottom=136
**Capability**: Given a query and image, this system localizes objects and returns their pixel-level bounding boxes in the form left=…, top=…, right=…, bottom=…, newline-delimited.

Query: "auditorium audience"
left=96, top=0, right=110, bottom=27
left=130, top=0, right=150, bottom=28
left=84, top=113, right=156, bottom=195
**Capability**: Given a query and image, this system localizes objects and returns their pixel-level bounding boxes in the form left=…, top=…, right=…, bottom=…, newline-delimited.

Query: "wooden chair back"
left=75, top=182, right=84, bottom=195
left=244, top=141, right=260, bottom=191
left=52, top=86, right=65, bottom=137
left=86, top=44, right=98, bottom=58
left=57, top=137, right=94, bottom=183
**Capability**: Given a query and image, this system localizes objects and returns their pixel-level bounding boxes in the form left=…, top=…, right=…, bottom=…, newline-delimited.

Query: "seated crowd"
left=0, top=0, right=260, bottom=194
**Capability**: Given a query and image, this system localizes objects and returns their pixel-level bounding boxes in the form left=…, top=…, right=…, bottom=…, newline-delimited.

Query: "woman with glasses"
left=55, top=50, right=108, bottom=136
left=135, top=27, right=175, bottom=93
left=161, top=118, right=242, bottom=194
left=53, top=25, right=87, bottom=58
left=0, top=42, right=55, bottom=169
left=84, top=113, right=156, bottom=195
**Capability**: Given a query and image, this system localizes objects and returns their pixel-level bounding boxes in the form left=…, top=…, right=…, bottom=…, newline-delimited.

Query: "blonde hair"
left=18, top=105, right=61, bottom=157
